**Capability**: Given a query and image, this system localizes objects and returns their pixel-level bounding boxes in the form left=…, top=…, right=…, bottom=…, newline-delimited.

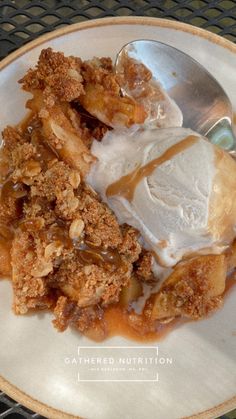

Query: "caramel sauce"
left=106, top=135, right=199, bottom=201
left=157, top=240, right=168, bottom=249
left=17, top=111, right=35, bottom=134
left=104, top=305, right=181, bottom=342
left=48, top=223, right=71, bottom=247
left=41, top=220, right=122, bottom=268
left=0, top=180, right=27, bottom=202
left=76, top=244, right=122, bottom=267
left=36, top=142, right=58, bottom=166
left=40, top=221, right=123, bottom=268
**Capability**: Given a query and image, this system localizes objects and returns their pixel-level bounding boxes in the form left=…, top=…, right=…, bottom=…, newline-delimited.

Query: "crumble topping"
left=0, top=47, right=232, bottom=340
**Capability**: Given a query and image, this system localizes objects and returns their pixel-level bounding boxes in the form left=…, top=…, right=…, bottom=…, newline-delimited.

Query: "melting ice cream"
left=88, top=127, right=236, bottom=267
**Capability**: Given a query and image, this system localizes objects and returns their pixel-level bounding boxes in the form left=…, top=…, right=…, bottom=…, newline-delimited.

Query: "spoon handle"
left=207, top=118, right=236, bottom=152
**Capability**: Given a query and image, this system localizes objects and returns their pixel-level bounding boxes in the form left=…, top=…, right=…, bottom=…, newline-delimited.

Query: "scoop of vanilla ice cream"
left=87, top=127, right=236, bottom=267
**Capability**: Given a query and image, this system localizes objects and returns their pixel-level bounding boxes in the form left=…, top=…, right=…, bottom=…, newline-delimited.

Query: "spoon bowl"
left=116, top=39, right=235, bottom=151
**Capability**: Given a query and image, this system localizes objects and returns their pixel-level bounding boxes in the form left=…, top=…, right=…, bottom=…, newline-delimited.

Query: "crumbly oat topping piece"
left=11, top=230, right=54, bottom=314
left=53, top=296, right=104, bottom=334
left=52, top=254, right=131, bottom=308
left=30, top=160, right=80, bottom=220
left=79, top=186, right=123, bottom=248
left=152, top=254, right=227, bottom=321
left=118, top=225, right=142, bottom=263
left=135, top=250, right=154, bottom=281
left=19, top=48, right=84, bottom=102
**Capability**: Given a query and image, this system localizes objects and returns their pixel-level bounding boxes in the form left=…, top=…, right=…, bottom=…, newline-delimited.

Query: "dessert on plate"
left=0, top=47, right=235, bottom=341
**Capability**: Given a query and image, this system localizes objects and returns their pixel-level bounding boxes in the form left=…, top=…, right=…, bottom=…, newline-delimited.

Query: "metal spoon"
left=116, top=39, right=235, bottom=152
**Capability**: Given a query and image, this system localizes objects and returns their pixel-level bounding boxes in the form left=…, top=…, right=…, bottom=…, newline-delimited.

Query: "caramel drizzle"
left=38, top=221, right=122, bottom=268
left=106, top=135, right=199, bottom=201
left=17, top=110, right=35, bottom=133
left=76, top=243, right=122, bottom=267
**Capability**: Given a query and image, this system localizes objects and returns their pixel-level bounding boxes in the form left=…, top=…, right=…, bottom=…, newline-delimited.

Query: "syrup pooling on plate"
left=0, top=47, right=236, bottom=342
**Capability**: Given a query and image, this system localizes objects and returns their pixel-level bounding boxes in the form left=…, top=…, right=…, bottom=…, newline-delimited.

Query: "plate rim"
left=0, top=16, right=235, bottom=419
left=0, top=15, right=235, bottom=71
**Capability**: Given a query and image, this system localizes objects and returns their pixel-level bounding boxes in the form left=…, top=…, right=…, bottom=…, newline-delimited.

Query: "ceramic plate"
left=0, top=17, right=236, bottom=419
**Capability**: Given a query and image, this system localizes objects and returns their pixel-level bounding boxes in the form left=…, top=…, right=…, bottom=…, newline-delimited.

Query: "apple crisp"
left=0, top=48, right=234, bottom=341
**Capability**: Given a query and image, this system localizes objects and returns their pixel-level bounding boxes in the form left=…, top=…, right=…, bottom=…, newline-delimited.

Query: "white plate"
left=0, top=17, right=236, bottom=419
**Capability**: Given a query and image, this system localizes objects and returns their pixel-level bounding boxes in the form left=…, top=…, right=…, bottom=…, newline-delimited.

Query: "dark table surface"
left=0, top=1, right=236, bottom=418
